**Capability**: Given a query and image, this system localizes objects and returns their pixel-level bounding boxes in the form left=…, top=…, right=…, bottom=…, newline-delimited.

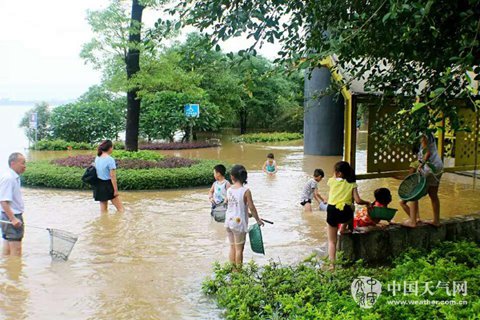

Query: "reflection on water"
left=0, top=258, right=28, bottom=320
left=0, top=106, right=479, bottom=319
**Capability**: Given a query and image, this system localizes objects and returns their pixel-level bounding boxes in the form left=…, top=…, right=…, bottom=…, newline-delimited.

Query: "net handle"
left=0, top=220, right=46, bottom=230
left=261, top=219, right=274, bottom=225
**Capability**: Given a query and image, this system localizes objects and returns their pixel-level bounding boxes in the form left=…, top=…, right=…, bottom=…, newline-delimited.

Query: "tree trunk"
left=239, top=109, right=248, bottom=134
left=184, top=125, right=193, bottom=142
left=125, top=0, right=144, bottom=151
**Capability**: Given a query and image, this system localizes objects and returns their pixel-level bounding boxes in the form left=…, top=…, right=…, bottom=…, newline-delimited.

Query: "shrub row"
left=140, top=141, right=220, bottom=150
left=53, top=155, right=198, bottom=170
left=22, top=159, right=221, bottom=190
left=32, top=139, right=92, bottom=150
left=111, top=150, right=164, bottom=161
left=203, top=241, right=480, bottom=319
left=31, top=139, right=219, bottom=151
left=232, top=132, right=303, bottom=143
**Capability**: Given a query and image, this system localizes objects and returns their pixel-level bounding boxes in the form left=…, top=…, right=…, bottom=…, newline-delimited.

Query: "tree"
left=229, top=55, right=303, bottom=133
left=176, top=0, right=480, bottom=141
left=170, top=33, right=304, bottom=133
left=82, top=0, right=173, bottom=151
left=140, top=91, right=222, bottom=141
left=19, top=102, right=51, bottom=142
left=125, top=0, right=144, bottom=151
left=50, top=86, right=126, bottom=143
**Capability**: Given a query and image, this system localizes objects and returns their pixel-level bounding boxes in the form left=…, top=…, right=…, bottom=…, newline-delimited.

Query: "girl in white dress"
left=225, top=165, right=264, bottom=267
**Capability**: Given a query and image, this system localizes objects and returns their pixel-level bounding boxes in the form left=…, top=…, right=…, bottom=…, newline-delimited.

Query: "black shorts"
left=93, top=179, right=115, bottom=202
left=300, top=199, right=312, bottom=206
left=326, top=204, right=354, bottom=227
left=1, top=213, right=24, bottom=241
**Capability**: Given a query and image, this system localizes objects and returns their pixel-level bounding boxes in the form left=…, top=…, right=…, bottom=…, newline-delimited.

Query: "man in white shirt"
left=0, top=153, right=26, bottom=256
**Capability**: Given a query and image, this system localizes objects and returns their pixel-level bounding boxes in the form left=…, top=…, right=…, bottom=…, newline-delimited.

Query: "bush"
left=140, top=91, right=222, bottom=141
left=22, top=159, right=222, bottom=190
left=50, top=86, right=125, bottom=143
left=19, top=102, right=52, bottom=143
left=203, top=241, right=480, bottom=319
left=111, top=150, right=164, bottom=161
left=30, top=139, right=221, bottom=151
left=139, top=141, right=220, bottom=150
left=33, top=139, right=92, bottom=151
left=52, top=154, right=197, bottom=170
left=232, top=132, right=303, bottom=143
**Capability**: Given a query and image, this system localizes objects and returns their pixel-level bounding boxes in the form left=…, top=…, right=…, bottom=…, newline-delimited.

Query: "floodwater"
left=0, top=106, right=479, bottom=319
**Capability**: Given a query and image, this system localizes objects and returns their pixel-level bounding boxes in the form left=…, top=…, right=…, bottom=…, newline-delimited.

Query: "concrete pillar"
left=304, top=67, right=344, bottom=155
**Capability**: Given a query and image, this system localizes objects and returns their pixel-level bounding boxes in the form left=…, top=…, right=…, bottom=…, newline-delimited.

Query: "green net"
left=248, top=223, right=265, bottom=255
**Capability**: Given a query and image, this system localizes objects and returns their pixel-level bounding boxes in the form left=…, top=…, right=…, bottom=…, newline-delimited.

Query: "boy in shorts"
left=300, top=169, right=326, bottom=212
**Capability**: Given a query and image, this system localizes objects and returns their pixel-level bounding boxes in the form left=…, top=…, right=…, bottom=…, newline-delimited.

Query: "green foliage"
left=232, top=132, right=303, bottom=143
left=32, top=139, right=92, bottom=151
left=22, top=159, right=222, bottom=190
left=50, top=86, right=125, bottom=143
left=30, top=139, right=127, bottom=151
left=19, top=102, right=51, bottom=142
left=134, top=51, right=205, bottom=97
left=170, top=33, right=305, bottom=133
left=140, top=90, right=222, bottom=141
left=80, top=0, right=131, bottom=72
left=81, top=0, right=176, bottom=93
left=111, top=150, right=164, bottom=161
left=203, top=241, right=480, bottom=319
left=177, top=0, right=480, bottom=140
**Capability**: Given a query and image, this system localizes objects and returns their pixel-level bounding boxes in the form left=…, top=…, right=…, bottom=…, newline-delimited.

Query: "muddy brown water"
left=0, top=107, right=479, bottom=319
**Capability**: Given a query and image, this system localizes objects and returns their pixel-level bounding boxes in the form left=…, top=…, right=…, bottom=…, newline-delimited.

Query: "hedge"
left=232, top=132, right=303, bottom=143
left=203, top=241, right=480, bottom=319
left=22, top=159, right=222, bottom=190
left=31, top=139, right=219, bottom=151
left=32, top=139, right=92, bottom=151
left=140, top=141, right=220, bottom=150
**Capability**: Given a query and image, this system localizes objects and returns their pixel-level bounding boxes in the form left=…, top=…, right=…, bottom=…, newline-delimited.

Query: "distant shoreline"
left=0, top=99, right=73, bottom=106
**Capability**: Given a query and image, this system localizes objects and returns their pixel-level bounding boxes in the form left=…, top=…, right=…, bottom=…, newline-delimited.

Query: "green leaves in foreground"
left=203, top=241, right=480, bottom=320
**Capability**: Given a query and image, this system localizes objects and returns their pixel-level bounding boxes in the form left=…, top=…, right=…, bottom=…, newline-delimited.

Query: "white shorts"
left=226, top=228, right=246, bottom=245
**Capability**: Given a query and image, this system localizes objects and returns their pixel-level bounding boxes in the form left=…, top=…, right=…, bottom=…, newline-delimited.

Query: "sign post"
left=30, top=112, right=38, bottom=149
left=184, top=104, right=200, bottom=142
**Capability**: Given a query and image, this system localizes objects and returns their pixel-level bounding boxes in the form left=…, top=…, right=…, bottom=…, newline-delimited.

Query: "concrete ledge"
left=338, top=213, right=480, bottom=264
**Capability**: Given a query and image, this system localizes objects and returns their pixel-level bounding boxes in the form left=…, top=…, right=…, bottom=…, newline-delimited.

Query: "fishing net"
left=47, top=228, right=78, bottom=261
left=248, top=223, right=265, bottom=255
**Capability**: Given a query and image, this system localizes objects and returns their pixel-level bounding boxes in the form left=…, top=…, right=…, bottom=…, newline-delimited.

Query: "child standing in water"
left=262, top=153, right=277, bottom=175
left=225, top=165, right=264, bottom=267
left=326, top=161, right=369, bottom=266
left=400, top=133, right=444, bottom=227
left=208, top=164, right=230, bottom=212
left=300, top=169, right=326, bottom=212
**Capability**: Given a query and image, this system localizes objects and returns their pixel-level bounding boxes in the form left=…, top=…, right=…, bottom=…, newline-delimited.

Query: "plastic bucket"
left=369, top=207, right=397, bottom=221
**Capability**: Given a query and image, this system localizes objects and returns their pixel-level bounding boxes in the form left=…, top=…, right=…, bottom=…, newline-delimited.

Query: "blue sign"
left=184, top=104, right=200, bottom=118
left=29, top=112, right=38, bottom=129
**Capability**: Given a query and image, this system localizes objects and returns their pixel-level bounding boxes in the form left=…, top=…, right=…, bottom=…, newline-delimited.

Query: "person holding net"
left=0, top=153, right=27, bottom=256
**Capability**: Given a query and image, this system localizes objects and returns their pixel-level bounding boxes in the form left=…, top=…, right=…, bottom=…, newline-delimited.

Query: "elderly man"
left=0, top=153, right=26, bottom=256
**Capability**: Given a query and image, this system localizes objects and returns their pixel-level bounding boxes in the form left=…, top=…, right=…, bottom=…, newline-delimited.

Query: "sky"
left=0, top=0, right=281, bottom=102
